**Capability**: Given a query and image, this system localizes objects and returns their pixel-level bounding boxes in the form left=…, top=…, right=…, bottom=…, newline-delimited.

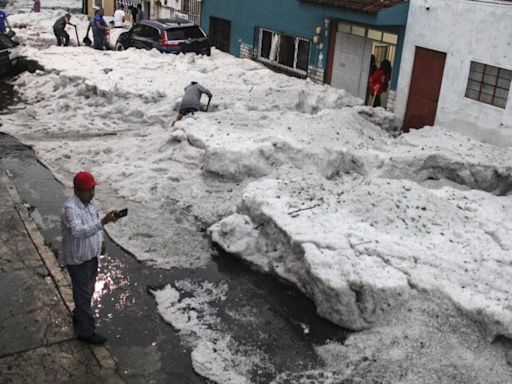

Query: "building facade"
left=152, top=0, right=201, bottom=24
left=395, top=0, right=512, bottom=141
left=200, top=0, right=408, bottom=106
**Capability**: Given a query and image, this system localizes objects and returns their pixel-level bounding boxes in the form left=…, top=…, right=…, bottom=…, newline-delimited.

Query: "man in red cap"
left=60, top=170, right=119, bottom=345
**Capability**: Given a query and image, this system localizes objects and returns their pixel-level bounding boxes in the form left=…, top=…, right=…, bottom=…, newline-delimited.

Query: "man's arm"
left=64, top=204, right=118, bottom=239
left=198, top=85, right=212, bottom=99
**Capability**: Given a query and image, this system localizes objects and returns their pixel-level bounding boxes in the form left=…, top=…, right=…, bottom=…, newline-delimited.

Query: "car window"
left=132, top=25, right=143, bottom=36
left=166, top=26, right=205, bottom=41
left=0, top=34, right=16, bottom=49
left=138, top=25, right=159, bottom=39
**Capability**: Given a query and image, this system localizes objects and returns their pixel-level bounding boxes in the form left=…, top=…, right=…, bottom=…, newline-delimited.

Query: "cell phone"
left=116, top=208, right=128, bottom=218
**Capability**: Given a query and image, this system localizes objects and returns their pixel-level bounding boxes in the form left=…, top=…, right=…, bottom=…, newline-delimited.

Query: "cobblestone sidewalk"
left=0, top=173, right=123, bottom=384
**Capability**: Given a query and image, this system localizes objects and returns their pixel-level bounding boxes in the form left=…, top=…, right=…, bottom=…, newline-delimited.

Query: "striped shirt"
left=60, top=195, right=104, bottom=266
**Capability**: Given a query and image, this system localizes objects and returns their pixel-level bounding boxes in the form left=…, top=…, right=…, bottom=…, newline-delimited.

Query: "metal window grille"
left=117, top=0, right=141, bottom=8
left=93, top=0, right=102, bottom=8
left=180, top=0, right=200, bottom=24
left=465, top=61, right=511, bottom=109
left=255, top=27, right=310, bottom=78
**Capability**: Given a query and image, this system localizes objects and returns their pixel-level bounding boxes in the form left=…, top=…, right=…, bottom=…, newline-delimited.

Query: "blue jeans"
left=93, top=32, right=106, bottom=50
left=67, top=257, right=98, bottom=338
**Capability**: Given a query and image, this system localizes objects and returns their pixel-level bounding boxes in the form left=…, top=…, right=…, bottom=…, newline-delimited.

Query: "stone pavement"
left=0, top=173, right=124, bottom=384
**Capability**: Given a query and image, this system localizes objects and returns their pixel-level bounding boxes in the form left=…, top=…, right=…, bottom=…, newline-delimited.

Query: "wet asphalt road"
left=0, top=81, right=349, bottom=383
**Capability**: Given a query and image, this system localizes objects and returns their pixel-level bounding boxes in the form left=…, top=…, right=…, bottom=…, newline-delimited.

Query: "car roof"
left=140, top=18, right=195, bottom=29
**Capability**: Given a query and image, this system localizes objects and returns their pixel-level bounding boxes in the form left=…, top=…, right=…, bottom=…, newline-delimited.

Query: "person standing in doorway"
left=172, top=81, right=212, bottom=126
left=369, top=60, right=391, bottom=108
left=53, top=13, right=73, bottom=46
left=379, top=59, right=392, bottom=108
left=366, top=54, right=377, bottom=105
left=60, top=171, right=120, bottom=345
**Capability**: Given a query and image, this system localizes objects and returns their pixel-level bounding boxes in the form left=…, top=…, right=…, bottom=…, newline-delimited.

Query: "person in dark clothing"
left=172, top=81, right=212, bottom=126
left=369, top=54, right=377, bottom=77
left=53, top=13, right=73, bottom=46
left=379, top=59, right=393, bottom=108
left=129, top=5, right=138, bottom=25
left=136, top=3, right=144, bottom=21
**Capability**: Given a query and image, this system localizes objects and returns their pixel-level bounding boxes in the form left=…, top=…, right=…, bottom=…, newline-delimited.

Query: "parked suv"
left=0, top=33, right=20, bottom=77
left=115, top=19, right=210, bottom=55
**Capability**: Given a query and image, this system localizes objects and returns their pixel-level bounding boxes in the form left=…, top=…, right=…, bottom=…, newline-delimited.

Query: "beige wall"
left=87, top=0, right=115, bottom=17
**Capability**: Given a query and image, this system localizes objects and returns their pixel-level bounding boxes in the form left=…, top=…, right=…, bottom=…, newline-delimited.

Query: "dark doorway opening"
left=209, top=16, right=231, bottom=53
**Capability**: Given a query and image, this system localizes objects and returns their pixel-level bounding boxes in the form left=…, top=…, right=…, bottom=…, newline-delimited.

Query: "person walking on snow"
left=60, top=171, right=120, bottom=345
left=93, top=7, right=110, bottom=50
left=53, top=13, right=73, bottom=46
left=173, top=82, right=212, bottom=126
left=32, top=0, right=41, bottom=13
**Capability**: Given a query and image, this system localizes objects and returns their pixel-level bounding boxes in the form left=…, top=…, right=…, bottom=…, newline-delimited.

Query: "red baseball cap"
left=73, top=171, right=96, bottom=190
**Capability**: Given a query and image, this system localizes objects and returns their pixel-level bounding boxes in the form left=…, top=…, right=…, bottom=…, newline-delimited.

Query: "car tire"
left=115, top=42, right=125, bottom=51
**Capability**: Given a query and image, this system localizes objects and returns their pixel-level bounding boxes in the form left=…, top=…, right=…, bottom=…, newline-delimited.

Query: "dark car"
left=0, top=33, right=20, bottom=77
left=115, top=18, right=210, bottom=55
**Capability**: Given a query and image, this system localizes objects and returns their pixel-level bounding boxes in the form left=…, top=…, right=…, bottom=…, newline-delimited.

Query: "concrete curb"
left=2, top=173, right=124, bottom=384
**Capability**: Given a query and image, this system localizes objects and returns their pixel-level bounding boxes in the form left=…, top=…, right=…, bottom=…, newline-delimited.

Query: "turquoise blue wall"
left=201, top=0, right=408, bottom=90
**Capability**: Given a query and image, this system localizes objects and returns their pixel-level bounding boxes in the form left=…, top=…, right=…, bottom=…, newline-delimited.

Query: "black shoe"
left=78, top=332, right=107, bottom=345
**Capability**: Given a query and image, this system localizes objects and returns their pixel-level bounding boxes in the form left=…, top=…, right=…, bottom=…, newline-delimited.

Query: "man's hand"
left=101, top=210, right=118, bottom=226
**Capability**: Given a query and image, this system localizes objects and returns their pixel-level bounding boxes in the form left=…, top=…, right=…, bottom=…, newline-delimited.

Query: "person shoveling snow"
left=172, top=81, right=212, bottom=127
left=53, top=13, right=74, bottom=46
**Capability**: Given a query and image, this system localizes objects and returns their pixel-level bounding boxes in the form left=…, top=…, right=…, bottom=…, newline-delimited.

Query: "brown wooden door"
left=210, top=17, right=231, bottom=53
left=403, top=47, right=446, bottom=132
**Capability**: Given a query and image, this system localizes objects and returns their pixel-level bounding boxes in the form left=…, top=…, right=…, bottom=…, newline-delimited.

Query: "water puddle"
left=0, top=83, right=349, bottom=383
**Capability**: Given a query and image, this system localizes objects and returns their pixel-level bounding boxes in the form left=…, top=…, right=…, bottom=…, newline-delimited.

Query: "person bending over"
left=53, top=13, right=73, bottom=46
left=173, top=81, right=212, bottom=126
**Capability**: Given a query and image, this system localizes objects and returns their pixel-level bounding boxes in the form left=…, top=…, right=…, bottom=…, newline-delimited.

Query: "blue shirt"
left=60, top=195, right=104, bottom=266
left=0, top=10, right=7, bottom=33
left=94, top=13, right=107, bottom=28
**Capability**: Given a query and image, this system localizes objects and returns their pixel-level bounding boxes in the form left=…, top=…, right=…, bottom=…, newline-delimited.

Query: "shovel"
left=73, top=25, right=80, bottom=47
left=370, top=84, right=380, bottom=107
left=205, top=96, right=212, bottom=112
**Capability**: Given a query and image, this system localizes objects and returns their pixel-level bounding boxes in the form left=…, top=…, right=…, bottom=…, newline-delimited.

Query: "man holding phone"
left=60, top=171, right=123, bottom=344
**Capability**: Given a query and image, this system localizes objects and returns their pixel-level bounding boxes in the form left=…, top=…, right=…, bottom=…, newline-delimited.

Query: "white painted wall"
left=395, top=0, right=512, bottom=145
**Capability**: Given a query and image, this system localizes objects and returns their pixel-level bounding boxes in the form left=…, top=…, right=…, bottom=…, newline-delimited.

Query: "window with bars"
left=93, top=0, right=102, bottom=8
left=465, top=62, right=511, bottom=109
left=257, top=28, right=310, bottom=77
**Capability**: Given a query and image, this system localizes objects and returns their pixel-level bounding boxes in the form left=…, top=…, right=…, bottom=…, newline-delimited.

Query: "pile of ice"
left=2, top=4, right=512, bottom=381
left=210, top=174, right=512, bottom=336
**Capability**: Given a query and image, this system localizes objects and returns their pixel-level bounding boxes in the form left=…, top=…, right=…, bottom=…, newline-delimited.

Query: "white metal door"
left=331, top=31, right=372, bottom=100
